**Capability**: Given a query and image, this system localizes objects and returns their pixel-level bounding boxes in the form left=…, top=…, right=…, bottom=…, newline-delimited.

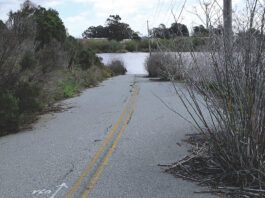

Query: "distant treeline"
left=81, top=15, right=224, bottom=52
left=82, top=15, right=223, bottom=40
left=82, top=19, right=264, bottom=53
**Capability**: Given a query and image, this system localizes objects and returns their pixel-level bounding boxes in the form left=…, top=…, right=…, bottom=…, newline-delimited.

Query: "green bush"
left=138, top=39, right=149, bottom=51
left=20, top=51, right=37, bottom=71
left=108, top=59, right=127, bottom=75
left=35, top=8, right=66, bottom=49
left=80, top=66, right=111, bottom=88
left=137, top=39, right=157, bottom=52
left=38, top=46, right=59, bottom=73
left=78, top=49, right=96, bottom=70
left=0, top=91, right=20, bottom=135
left=0, top=81, right=43, bottom=135
left=109, top=40, right=124, bottom=52
left=84, top=39, right=125, bottom=53
left=62, top=82, right=80, bottom=98
left=15, top=81, right=43, bottom=113
left=192, top=36, right=206, bottom=47
left=125, top=40, right=137, bottom=52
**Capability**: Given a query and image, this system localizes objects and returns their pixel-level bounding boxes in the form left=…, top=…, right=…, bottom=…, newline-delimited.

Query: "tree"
left=82, top=25, right=107, bottom=38
left=7, top=2, right=37, bottom=42
left=105, top=15, right=133, bottom=41
left=0, top=20, right=6, bottom=31
left=6, top=1, right=66, bottom=50
left=21, top=0, right=37, bottom=16
left=78, top=49, right=98, bottom=70
left=82, top=14, right=136, bottom=41
left=193, top=25, right=209, bottom=37
left=35, top=7, right=66, bottom=49
left=132, top=32, right=141, bottom=40
left=212, top=25, right=223, bottom=35
left=152, top=24, right=170, bottom=39
left=169, top=23, right=189, bottom=37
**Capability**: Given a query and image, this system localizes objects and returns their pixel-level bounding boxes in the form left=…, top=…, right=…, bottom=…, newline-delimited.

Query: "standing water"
left=97, top=52, right=149, bottom=75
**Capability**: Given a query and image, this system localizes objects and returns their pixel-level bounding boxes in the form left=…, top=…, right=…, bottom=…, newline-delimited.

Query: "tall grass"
left=80, top=38, right=205, bottom=53
left=83, top=39, right=125, bottom=53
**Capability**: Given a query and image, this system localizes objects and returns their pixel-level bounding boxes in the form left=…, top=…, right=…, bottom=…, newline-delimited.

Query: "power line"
left=164, top=0, right=179, bottom=26
left=150, top=0, right=161, bottom=27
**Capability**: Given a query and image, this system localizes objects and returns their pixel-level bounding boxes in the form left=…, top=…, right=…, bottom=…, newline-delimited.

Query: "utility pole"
left=223, top=0, right=232, bottom=55
left=204, top=2, right=210, bottom=29
left=147, top=20, right=152, bottom=56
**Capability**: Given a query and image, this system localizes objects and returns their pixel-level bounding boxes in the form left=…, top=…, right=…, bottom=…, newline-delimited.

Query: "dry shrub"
left=108, top=59, right=127, bottom=75
left=145, top=52, right=183, bottom=80
left=158, top=1, right=265, bottom=197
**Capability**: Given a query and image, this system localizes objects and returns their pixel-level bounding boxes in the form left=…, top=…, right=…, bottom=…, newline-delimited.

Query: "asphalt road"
left=0, top=75, right=216, bottom=198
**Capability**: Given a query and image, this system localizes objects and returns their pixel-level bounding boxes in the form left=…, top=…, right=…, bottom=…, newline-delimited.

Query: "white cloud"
left=0, top=1, right=21, bottom=20
left=63, top=11, right=92, bottom=37
left=0, top=0, right=246, bottom=37
left=0, top=0, right=65, bottom=21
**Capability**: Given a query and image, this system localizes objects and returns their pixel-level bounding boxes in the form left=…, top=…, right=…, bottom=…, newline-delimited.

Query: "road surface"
left=0, top=75, right=216, bottom=198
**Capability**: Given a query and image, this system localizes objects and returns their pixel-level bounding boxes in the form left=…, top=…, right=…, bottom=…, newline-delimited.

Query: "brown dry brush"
left=108, top=58, right=127, bottom=75
left=157, top=1, right=265, bottom=197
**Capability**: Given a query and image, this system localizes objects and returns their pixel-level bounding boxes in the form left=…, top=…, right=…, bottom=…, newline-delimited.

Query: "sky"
left=0, top=0, right=244, bottom=38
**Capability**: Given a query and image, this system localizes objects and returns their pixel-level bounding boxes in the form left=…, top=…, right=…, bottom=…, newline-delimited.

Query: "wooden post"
left=223, top=0, right=232, bottom=55
left=204, top=3, right=210, bottom=29
left=147, top=20, right=152, bottom=56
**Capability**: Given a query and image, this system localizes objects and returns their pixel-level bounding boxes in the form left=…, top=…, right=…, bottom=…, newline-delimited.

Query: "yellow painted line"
left=65, top=77, right=137, bottom=198
left=81, top=87, right=140, bottom=198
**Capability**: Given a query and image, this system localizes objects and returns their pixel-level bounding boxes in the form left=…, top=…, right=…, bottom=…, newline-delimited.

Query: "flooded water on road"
left=97, top=52, right=149, bottom=75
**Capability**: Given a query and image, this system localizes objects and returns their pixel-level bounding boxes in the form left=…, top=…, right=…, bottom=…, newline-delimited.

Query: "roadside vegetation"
left=149, top=0, right=265, bottom=197
left=0, top=0, right=125, bottom=136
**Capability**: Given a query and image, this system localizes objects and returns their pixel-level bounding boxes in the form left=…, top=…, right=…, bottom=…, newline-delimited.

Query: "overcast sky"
left=0, top=0, right=244, bottom=38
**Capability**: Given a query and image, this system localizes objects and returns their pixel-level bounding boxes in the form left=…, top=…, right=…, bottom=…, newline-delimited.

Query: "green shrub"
left=15, top=81, right=43, bottom=113
left=85, top=39, right=111, bottom=53
left=0, top=81, right=44, bottom=135
left=125, top=40, right=137, bottom=52
left=35, top=7, right=66, bottom=49
left=108, top=59, right=127, bottom=75
left=137, top=39, right=157, bottom=52
left=38, top=46, right=59, bottom=73
left=102, top=66, right=112, bottom=78
left=109, top=40, right=124, bottom=52
left=62, top=81, right=80, bottom=98
left=81, top=70, right=96, bottom=87
left=0, top=90, right=20, bottom=135
left=78, top=49, right=101, bottom=70
left=85, top=39, right=124, bottom=53
left=20, top=51, right=37, bottom=71
left=192, top=36, right=205, bottom=47
left=138, top=39, right=149, bottom=51
left=81, top=66, right=111, bottom=87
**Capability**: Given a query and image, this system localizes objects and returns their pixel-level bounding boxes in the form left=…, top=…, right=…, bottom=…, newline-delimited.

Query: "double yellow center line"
left=65, top=76, right=140, bottom=198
